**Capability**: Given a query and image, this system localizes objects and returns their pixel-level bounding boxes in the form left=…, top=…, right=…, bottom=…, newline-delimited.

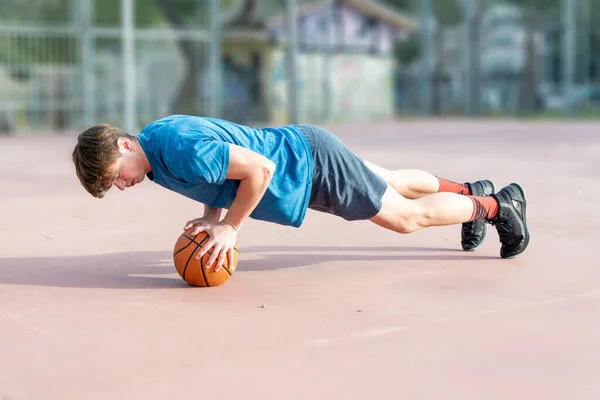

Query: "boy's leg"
left=369, top=184, right=529, bottom=259
left=363, top=161, right=439, bottom=199
left=295, top=125, right=528, bottom=258
left=363, top=160, right=490, bottom=199
left=363, top=160, right=495, bottom=251
left=369, top=185, right=497, bottom=232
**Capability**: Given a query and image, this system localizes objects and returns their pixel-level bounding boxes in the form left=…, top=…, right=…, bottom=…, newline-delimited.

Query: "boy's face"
left=111, top=138, right=147, bottom=192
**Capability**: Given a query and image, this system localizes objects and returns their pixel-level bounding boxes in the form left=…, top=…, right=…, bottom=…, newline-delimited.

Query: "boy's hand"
left=193, top=221, right=238, bottom=272
left=184, top=215, right=219, bottom=234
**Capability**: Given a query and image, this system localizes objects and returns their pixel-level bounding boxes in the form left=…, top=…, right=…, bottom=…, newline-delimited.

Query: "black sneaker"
left=489, top=183, right=530, bottom=259
left=462, top=180, right=496, bottom=251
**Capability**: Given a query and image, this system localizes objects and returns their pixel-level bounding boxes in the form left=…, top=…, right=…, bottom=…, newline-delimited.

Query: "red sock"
left=437, top=177, right=471, bottom=195
left=468, top=196, right=499, bottom=221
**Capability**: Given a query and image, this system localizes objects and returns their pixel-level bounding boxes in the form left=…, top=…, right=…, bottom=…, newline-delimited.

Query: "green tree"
left=386, top=0, right=419, bottom=66
left=394, top=33, right=419, bottom=65
left=152, top=0, right=256, bottom=114
left=0, top=0, right=243, bottom=115
left=466, top=0, right=487, bottom=115
left=386, top=0, right=463, bottom=114
left=0, top=0, right=69, bottom=23
left=502, top=0, right=560, bottom=113
left=431, top=0, right=462, bottom=114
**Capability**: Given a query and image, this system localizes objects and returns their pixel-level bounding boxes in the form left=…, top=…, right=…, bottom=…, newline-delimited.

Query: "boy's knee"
left=394, top=220, right=415, bottom=234
left=373, top=188, right=434, bottom=234
left=395, top=206, right=432, bottom=234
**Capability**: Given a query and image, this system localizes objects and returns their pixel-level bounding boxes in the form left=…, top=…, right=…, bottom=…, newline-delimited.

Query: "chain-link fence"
left=0, top=24, right=80, bottom=131
left=1, top=0, right=598, bottom=134
left=395, top=0, right=600, bottom=118
left=0, top=0, right=217, bottom=133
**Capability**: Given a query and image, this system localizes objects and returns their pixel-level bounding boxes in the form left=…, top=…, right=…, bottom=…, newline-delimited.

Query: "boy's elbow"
left=258, top=159, right=275, bottom=183
left=264, top=159, right=276, bottom=177
left=244, top=159, right=275, bottom=183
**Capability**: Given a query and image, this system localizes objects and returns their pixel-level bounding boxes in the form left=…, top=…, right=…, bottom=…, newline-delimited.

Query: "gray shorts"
left=294, top=124, right=388, bottom=221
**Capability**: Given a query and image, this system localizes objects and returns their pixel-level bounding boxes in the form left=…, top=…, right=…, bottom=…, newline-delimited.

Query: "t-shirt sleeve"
left=165, top=138, right=230, bottom=185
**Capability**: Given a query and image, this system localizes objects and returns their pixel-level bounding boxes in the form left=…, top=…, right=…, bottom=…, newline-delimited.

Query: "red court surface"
left=1, top=120, right=599, bottom=399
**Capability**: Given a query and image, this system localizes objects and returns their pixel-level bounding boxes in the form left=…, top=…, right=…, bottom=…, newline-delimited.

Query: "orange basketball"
left=173, top=228, right=239, bottom=287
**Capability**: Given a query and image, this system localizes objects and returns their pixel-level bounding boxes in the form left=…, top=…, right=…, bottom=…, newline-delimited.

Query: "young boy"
left=72, top=115, right=529, bottom=272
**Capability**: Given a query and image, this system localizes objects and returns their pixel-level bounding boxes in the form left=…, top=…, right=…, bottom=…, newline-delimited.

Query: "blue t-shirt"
left=137, top=115, right=314, bottom=227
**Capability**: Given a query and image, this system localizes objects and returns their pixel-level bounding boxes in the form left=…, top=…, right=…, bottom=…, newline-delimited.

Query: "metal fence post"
left=208, top=0, right=222, bottom=118
left=286, top=0, right=299, bottom=124
left=562, top=0, right=575, bottom=117
left=419, top=0, right=432, bottom=115
left=462, top=0, right=475, bottom=116
left=79, top=0, right=95, bottom=126
left=323, top=0, right=334, bottom=122
left=122, top=0, right=136, bottom=133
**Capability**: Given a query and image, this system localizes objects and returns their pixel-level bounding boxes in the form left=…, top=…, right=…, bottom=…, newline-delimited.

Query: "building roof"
left=344, top=0, right=416, bottom=31
left=245, top=0, right=416, bottom=32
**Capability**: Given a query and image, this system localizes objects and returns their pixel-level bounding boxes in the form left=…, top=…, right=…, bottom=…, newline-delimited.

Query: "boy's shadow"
left=0, top=246, right=496, bottom=290
left=0, top=251, right=183, bottom=290
left=242, top=245, right=497, bottom=271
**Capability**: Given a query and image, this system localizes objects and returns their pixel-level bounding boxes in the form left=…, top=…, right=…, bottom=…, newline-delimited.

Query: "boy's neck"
left=132, top=139, right=152, bottom=173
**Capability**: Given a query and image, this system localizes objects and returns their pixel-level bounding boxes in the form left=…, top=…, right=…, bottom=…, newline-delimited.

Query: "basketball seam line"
left=176, top=233, right=238, bottom=285
left=174, top=237, right=196, bottom=257
left=200, top=249, right=210, bottom=287
left=186, top=234, right=238, bottom=274
left=177, top=234, right=240, bottom=260
left=183, top=233, right=240, bottom=256
left=182, top=234, right=210, bottom=284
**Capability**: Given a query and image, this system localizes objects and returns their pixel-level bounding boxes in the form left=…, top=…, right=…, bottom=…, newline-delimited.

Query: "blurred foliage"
left=387, top=0, right=462, bottom=66
left=394, top=34, right=419, bottom=64
left=0, top=0, right=242, bottom=26
left=2, top=0, right=600, bottom=114
left=0, top=0, right=70, bottom=23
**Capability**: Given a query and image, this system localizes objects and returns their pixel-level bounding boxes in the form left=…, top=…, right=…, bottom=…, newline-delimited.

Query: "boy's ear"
left=116, top=137, right=132, bottom=151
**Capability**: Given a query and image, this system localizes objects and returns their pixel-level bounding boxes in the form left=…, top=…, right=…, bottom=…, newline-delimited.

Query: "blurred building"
left=0, top=0, right=415, bottom=133
left=478, top=3, right=547, bottom=113
left=220, top=0, right=416, bottom=124
left=403, top=2, right=548, bottom=115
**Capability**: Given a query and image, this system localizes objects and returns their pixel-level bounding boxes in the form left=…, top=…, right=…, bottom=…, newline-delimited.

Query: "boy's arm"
left=203, top=205, right=222, bottom=223
left=196, top=144, right=275, bottom=271
left=221, top=144, right=275, bottom=230
left=183, top=205, right=222, bottom=231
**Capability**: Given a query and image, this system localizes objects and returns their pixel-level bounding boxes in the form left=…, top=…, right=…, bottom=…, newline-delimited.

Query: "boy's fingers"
left=184, top=219, right=198, bottom=229
left=205, top=249, right=219, bottom=270
left=215, top=251, right=227, bottom=272
left=196, top=241, right=214, bottom=260
left=185, top=218, right=207, bottom=230
left=228, top=249, right=234, bottom=269
left=191, top=225, right=207, bottom=236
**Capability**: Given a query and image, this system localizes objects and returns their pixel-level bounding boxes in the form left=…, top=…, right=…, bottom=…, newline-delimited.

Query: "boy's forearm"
left=203, top=205, right=223, bottom=222
left=222, top=167, right=273, bottom=231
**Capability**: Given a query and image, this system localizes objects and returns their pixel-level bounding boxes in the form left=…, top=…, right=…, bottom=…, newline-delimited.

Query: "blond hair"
left=72, top=124, right=135, bottom=198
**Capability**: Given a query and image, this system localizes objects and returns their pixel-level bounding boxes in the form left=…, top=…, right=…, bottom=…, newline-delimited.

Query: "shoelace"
left=489, top=212, right=513, bottom=245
